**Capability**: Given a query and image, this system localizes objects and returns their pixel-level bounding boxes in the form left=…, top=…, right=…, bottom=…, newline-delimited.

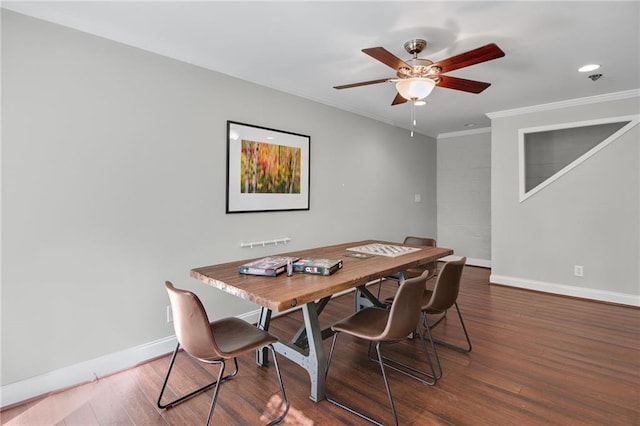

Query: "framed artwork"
left=226, top=121, right=311, bottom=213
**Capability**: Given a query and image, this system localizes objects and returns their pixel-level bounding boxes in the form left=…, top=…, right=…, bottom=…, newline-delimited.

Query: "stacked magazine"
left=238, top=256, right=300, bottom=277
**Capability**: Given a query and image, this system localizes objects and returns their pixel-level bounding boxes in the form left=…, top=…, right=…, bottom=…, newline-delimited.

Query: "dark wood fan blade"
left=391, top=92, right=407, bottom=105
left=362, top=47, right=411, bottom=71
left=333, top=78, right=390, bottom=89
left=432, top=43, right=505, bottom=74
left=436, top=75, right=491, bottom=93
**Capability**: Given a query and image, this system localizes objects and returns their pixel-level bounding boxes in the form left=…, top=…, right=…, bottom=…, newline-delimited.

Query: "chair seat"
left=332, top=307, right=390, bottom=341
left=420, top=290, right=441, bottom=314
left=386, top=267, right=434, bottom=281
left=211, top=317, right=277, bottom=358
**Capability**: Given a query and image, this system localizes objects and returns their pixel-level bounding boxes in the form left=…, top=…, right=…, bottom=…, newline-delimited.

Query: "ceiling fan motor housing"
left=404, top=39, right=427, bottom=55
left=397, top=58, right=440, bottom=79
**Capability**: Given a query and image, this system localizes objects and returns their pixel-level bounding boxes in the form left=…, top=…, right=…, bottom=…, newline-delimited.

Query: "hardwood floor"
left=2, top=266, right=639, bottom=425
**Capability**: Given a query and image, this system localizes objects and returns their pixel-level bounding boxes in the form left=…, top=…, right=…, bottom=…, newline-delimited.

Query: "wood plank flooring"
left=2, top=266, right=639, bottom=425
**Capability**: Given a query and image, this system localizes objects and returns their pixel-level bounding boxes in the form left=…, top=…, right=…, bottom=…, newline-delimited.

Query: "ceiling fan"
left=334, top=39, right=505, bottom=106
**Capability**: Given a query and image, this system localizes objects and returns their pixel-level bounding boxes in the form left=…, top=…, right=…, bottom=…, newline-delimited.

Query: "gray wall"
left=437, top=130, right=492, bottom=265
left=1, top=11, right=437, bottom=386
left=490, top=97, right=639, bottom=302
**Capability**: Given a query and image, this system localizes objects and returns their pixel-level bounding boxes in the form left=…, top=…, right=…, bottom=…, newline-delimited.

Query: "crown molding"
left=437, top=126, right=491, bottom=140
left=486, top=89, right=640, bottom=119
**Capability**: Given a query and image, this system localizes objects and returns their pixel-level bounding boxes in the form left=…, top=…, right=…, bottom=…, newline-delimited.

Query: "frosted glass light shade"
left=396, top=78, right=436, bottom=100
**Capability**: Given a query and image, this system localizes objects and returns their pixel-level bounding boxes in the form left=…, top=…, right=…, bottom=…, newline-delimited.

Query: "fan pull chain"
left=410, top=100, right=415, bottom=137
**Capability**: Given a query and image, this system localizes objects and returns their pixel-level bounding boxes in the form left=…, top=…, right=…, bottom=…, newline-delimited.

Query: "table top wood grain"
left=191, top=240, right=453, bottom=312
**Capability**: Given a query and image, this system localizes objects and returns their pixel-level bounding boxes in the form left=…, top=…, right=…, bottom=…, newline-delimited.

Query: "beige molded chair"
left=158, top=281, right=289, bottom=425
left=326, top=270, right=436, bottom=426
left=420, top=257, right=472, bottom=379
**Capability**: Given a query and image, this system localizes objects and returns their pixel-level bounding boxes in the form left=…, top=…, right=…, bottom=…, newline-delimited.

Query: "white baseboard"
left=490, top=274, right=640, bottom=307
left=438, top=256, right=491, bottom=268
left=0, top=310, right=259, bottom=409
left=0, top=285, right=369, bottom=409
left=0, top=335, right=177, bottom=408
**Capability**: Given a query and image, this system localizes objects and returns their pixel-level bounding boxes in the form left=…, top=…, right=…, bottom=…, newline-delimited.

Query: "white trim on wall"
left=518, top=115, right=640, bottom=202
left=0, top=309, right=259, bottom=408
left=490, top=274, right=640, bottom=307
left=438, top=255, right=491, bottom=268
left=437, top=126, right=491, bottom=140
left=0, top=335, right=176, bottom=408
left=0, top=287, right=371, bottom=408
left=487, top=89, right=640, bottom=118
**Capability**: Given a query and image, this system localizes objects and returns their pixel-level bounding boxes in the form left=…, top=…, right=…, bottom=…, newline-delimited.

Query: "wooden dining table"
left=190, top=239, right=453, bottom=402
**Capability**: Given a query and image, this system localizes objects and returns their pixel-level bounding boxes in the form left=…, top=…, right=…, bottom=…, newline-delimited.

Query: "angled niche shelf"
left=518, top=115, right=639, bottom=202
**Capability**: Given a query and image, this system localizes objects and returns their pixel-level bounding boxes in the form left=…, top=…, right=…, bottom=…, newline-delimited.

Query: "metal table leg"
left=272, top=301, right=327, bottom=402
left=256, top=301, right=328, bottom=402
left=256, top=307, right=272, bottom=366
left=354, top=282, right=392, bottom=311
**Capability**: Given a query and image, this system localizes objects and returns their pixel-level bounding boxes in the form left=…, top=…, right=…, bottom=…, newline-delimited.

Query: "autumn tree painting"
left=240, top=140, right=301, bottom=194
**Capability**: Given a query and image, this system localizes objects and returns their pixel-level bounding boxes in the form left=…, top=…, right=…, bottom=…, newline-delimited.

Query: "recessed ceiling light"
left=578, top=64, right=600, bottom=73
left=414, top=100, right=427, bottom=106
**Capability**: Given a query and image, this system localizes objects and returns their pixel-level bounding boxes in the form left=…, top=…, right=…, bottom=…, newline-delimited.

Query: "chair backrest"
left=403, top=236, right=437, bottom=274
left=165, top=281, right=222, bottom=360
left=424, top=257, right=466, bottom=312
left=382, top=270, right=431, bottom=340
left=403, top=236, right=436, bottom=248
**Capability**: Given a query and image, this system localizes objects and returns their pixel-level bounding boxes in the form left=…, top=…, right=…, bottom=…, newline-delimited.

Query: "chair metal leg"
left=265, top=344, right=290, bottom=426
left=376, top=342, right=399, bottom=426
left=324, top=332, right=339, bottom=380
left=205, top=359, right=226, bottom=425
left=368, top=329, right=438, bottom=385
left=157, top=343, right=238, bottom=410
left=206, top=348, right=288, bottom=426
left=424, top=302, right=472, bottom=353
left=325, top=334, right=399, bottom=426
left=160, top=342, right=288, bottom=425
left=419, top=302, right=472, bottom=381
left=425, top=310, right=447, bottom=328
left=421, top=319, right=443, bottom=380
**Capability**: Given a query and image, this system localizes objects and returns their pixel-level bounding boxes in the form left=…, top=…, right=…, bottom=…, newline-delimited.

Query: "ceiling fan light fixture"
left=396, top=77, right=436, bottom=100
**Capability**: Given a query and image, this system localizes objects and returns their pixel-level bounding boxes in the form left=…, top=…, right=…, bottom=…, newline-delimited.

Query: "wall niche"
left=518, top=116, right=638, bottom=202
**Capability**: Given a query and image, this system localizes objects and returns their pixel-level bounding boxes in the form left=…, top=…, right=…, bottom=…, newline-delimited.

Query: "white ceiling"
left=4, top=1, right=639, bottom=138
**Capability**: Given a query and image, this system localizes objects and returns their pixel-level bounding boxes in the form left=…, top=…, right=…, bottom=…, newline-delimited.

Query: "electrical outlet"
left=414, top=194, right=421, bottom=203
left=166, top=305, right=173, bottom=323
left=574, top=265, right=584, bottom=277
